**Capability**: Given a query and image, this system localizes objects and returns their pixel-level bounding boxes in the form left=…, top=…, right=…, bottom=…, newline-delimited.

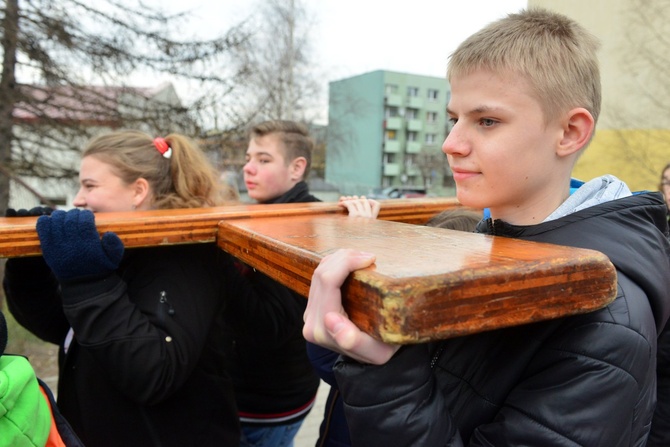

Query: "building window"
left=425, top=133, right=437, bottom=144
left=407, top=131, right=418, bottom=142
left=405, top=108, right=418, bottom=119
left=385, top=130, right=397, bottom=141
left=427, top=89, right=439, bottom=101
left=385, top=107, right=399, bottom=118
left=407, top=86, right=419, bottom=97
left=405, top=154, right=417, bottom=167
left=426, top=111, right=438, bottom=123
left=385, top=84, right=398, bottom=95
left=384, top=153, right=396, bottom=164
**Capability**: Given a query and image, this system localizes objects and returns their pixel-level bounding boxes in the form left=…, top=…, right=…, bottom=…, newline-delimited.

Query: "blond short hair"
left=448, top=8, right=601, bottom=126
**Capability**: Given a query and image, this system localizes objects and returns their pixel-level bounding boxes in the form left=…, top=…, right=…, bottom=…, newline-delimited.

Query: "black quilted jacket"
left=5, top=244, right=240, bottom=446
left=334, top=192, right=670, bottom=446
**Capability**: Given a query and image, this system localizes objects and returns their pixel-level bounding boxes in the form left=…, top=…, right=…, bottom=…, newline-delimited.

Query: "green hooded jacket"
left=0, top=354, right=50, bottom=446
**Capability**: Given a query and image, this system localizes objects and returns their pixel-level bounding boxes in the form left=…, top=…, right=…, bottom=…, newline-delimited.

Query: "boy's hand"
left=338, top=195, right=381, bottom=219
left=303, top=248, right=399, bottom=365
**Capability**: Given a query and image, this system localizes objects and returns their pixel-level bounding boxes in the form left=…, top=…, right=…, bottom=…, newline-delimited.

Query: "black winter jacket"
left=4, top=243, right=240, bottom=446
left=334, top=192, right=670, bottom=446
left=221, top=181, right=321, bottom=425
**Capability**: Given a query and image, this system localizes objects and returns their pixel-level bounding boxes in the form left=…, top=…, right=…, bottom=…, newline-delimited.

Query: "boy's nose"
left=442, top=125, right=468, bottom=157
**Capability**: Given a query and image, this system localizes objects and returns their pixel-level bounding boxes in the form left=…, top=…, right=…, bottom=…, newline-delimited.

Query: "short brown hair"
left=249, top=120, right=314, bottom=180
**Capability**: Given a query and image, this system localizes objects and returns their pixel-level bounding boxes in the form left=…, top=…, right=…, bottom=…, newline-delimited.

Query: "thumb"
left=100, top=232, right=125, bottom=266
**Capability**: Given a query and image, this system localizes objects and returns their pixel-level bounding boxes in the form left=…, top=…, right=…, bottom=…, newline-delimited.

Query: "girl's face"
left=72, top=156, right=144, bottom=212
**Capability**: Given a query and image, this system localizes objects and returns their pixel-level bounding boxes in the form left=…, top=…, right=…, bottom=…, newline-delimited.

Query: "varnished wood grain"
left=218, top=214, right=617, bottom=344
left=0, top=198, right=616, bottom=344
left=0, top=197, right=462, bottom=258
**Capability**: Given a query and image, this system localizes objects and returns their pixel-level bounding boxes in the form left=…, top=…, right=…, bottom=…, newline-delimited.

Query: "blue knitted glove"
left=5, top=206, right=55, bottom=217
left=36, top=209, right=125, bottom=281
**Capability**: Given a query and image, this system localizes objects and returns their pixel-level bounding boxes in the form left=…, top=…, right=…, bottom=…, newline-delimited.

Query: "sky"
left=157, top=0, right=529, bottom=121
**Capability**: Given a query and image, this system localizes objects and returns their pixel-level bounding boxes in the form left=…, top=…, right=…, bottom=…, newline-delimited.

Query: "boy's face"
left=244, top=134, right=299, bottom=203
left=443, top=69, right=570, bottom=225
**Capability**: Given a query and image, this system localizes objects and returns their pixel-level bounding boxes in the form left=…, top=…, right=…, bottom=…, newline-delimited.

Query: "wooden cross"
left=0, top=198, right=616, bottom=344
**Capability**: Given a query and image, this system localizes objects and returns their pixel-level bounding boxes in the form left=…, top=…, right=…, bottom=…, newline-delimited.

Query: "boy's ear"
left=290, top=157, right=307, bottom=181
left=557, top=107, right=595, bottom=157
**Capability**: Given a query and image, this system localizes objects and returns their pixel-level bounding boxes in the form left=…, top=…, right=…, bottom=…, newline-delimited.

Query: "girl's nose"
left=72, top=188, right=86, bottom=207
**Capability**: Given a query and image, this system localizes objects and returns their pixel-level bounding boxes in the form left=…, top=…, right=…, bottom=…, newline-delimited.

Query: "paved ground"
left=295, top=381, right=330, bottom=447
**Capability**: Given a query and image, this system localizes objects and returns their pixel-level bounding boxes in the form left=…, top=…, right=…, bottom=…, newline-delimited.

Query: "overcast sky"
left=155, top=0, right=528, bottom=121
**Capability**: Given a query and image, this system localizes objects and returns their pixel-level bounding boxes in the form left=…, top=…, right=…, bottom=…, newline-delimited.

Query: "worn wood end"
left=218, top=214, right=617, bottom=344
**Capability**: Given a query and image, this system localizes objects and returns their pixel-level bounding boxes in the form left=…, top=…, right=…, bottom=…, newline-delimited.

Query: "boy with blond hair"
left=303, top=8, right=670, bottom=445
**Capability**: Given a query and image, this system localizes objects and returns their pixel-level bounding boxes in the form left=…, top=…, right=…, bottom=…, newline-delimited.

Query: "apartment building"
left=326, top=70, right=452, bottom=196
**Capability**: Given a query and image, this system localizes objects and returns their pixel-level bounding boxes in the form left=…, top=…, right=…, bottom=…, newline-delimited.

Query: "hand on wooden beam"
left=338, top=196, right=380, bottom=219
left=303, top=248, right=401, bottom=365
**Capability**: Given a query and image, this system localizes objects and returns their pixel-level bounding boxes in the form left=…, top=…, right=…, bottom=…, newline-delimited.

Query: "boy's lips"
left=451, top=168, right=480, bottom=182
left=245, top=181, right=256, bottom=189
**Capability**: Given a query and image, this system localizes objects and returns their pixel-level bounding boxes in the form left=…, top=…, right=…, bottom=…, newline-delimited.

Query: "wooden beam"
left=0, top=197, right=462, bottom=258
left=0, top=198, right=616, bottom=344
left=218, top=214, right=617, bottom=344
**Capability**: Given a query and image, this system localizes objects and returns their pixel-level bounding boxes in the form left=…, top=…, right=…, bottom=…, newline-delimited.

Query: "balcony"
left=406, top=165, right=421, bottom=176
left=384, top=140, right=401, bottom=153
left=406, top=141, right=422, bottom=153
left=383, top=163, right=400, bottom=176
left=385, top=117, right=402, bottom=130
left=407, top=96, right=423, bottom=108
left=385, top=94, right=402, bottom=107
left=407, top=119, right=423, bottom=132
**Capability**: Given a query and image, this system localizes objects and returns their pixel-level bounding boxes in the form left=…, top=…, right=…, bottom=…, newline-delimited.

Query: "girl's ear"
left=132, top=177, right=151, bottom=209
left=290, top=157, right=307, bottom=181
left=557, top=107, right=595, bottom=158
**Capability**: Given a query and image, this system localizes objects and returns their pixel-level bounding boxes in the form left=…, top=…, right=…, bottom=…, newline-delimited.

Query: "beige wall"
left=529, top=0, right=670, bottom=190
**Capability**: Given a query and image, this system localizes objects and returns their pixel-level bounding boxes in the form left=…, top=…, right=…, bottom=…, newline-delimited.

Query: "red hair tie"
left=153, top=137, right=172, bottom=159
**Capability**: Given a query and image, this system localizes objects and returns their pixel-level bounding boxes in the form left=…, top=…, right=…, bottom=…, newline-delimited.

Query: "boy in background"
left=303, top=8, right=670, bottom=446
left=222, top=120, right=320, bottom=447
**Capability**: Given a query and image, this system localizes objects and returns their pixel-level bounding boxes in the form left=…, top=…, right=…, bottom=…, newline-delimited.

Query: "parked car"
left=369, top=186, right=427, bottom=199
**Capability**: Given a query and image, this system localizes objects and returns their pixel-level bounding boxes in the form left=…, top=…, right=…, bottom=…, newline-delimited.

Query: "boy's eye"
left=480, top=118, right=496, bottom=127
left=448, top=117, right=458, bottom=125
